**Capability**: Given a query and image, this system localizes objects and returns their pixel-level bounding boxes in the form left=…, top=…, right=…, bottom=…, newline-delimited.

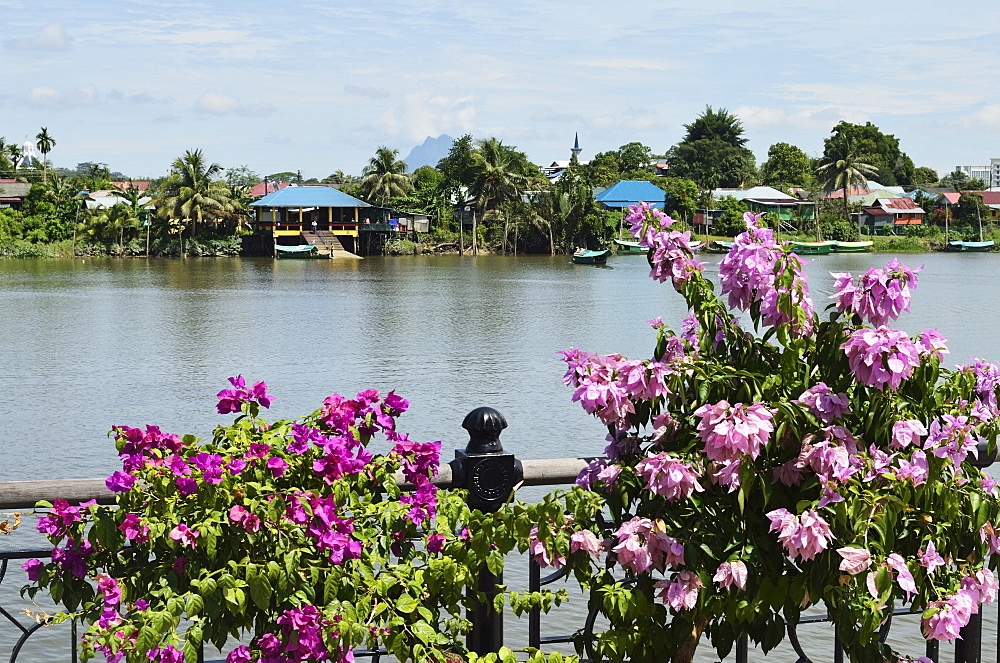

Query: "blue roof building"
left=248, top=185, right=396, bottom=257
left=594, top=180, right=667, bottom=209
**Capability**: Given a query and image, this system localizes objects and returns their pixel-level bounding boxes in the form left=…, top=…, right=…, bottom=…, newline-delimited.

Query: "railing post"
left=454, top=407, right=523, bottom=655
left=955, top=610, right=982, bottom=663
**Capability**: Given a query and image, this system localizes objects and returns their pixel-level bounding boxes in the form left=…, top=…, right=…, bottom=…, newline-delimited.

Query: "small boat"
left=830, top=241, right=874, bottom=253
left=614, top=239, right=648, bottom=255
left=572, top=248, right=610, bottom=264
left=947, top=240, right=995, bottom=252
left=789, top=241, right=836, bottom=255
left=275, top=244, right=323, bottom=259
left=703, top=240, right=733, bottom=254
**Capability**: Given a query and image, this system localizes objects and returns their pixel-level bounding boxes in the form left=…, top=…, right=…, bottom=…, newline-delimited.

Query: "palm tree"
left=470, top=138, right=529, bottom=255
left=35, top=127, right=55, bottom=184
left=153, top=149, right=237, bottom=255
left=816, top=137, right=879, bottom=230
left=359, top=147, right=412, bottom=207
left=6, top=144, right=22, bottom=178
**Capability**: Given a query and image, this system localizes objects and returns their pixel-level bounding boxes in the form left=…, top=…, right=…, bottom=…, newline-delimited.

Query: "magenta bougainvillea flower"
left=215, top=375, right=272, bottom=414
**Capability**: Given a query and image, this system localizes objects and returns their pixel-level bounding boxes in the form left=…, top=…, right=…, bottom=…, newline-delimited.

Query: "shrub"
left=531, top=205, right=1000, bottom=663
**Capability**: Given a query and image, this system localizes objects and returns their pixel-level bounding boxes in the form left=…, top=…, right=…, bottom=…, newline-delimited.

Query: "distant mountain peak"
left=403, top=134, right=454, bottom=172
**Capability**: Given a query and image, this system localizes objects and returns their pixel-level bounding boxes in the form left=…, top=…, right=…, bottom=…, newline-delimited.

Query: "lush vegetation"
left=0, top=115, right=993, bottom=257
left=531, top=206, right=1000, bottom=662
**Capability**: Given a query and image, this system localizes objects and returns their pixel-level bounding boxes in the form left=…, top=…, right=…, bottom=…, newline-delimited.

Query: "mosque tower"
left=571, top=132, right=582, bottom=160
left=19, top=139, right=39, bottom=169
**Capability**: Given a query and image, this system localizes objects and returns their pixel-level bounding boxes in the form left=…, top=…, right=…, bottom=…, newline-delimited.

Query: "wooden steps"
left=301, top=231, right=362, bottom=259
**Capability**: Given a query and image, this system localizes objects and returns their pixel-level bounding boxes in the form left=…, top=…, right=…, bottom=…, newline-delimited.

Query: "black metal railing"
left=1, top=407, right=997, bottom=662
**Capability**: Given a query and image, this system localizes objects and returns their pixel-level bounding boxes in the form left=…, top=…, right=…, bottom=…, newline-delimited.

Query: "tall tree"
left=470, top=137, right=530, bottom=255
left=666, top=106, right=756, bottom=189
left=760, top=142, right=812, bottom=188
left=360, top=146, right=413, bottom=207
left=153, top=149, right=237, bottom=253
left=5, top=144, right=21, bottom=178
left=822, top=121, right=914, bottom=186
left=816, top=137, right=879, bottom=227
left=35, top=127, right=56, bottom=184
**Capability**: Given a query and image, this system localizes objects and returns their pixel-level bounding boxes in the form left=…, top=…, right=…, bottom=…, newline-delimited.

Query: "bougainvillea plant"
left=529, top=205, right=1000, bottom=663
left=22, top=378, right=571, bottom=663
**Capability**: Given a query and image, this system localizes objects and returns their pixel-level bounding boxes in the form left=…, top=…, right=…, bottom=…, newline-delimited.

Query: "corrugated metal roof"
left=712, top=186, right=796, bottom=201
left=250, top=185, right=371, bottom=208
left=595, top=180, right=666, bottom=207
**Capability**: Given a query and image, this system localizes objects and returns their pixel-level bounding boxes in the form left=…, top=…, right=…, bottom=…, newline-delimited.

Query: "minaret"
left=571, top=133, right=582, bottom=160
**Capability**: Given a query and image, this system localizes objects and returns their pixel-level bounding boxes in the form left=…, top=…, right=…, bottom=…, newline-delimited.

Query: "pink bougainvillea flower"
left=795, top=383, right=851, bottom=424
left=168, top=523, right=199, bottom=548
left=654, top=570, right=702, bottom=611
left=570, top=530, right=603, bottom=560
left=961, top=569, right=999, bottom=605
left=891, top=419, right=927, bottom=449
left=922, top=590, right=978, bottom=642
left=836, top=547, right=872, bottom=575
left=635, top=453, right=703, bottom=501
left=713, top=560, right=748, bottom=590
left=831, top=259, right=921, bottom=327
left=767, top=508, right=833, bottom=561
left=841, top=326, right=921, bottom=391
left=886, top=553, right=917, bottom=600
left=22, top=558, right=43, bottom=581
left=695, top=400, right=775, bottom=463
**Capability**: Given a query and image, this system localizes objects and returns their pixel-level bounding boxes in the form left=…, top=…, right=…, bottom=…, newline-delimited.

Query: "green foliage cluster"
left=25, top=387, right=574, bottom=663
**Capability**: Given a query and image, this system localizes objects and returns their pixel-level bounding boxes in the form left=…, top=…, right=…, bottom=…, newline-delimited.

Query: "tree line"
left=0, top=111, right=986, bottom=257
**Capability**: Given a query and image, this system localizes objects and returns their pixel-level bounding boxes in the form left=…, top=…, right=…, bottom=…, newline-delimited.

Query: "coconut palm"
left=35, top=127, right=55, bottom=184
left=153, top=149, right=237, bottom=254
left=816, top=137, right=879, bottom=228
left=6, top=144, right=22, bottom=178
left=470, top=138, right=529, bottom=255
left=359, top=146, right=412, bottom=207
left=359, top=147, right=408, bottom=205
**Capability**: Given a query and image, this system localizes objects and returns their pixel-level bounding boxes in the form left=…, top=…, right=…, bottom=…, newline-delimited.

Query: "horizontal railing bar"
left=0, top=457, right=596, bottom=510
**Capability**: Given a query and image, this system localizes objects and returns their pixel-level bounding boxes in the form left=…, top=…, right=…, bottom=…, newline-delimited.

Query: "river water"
left=1, top=252, right=997, bottom=661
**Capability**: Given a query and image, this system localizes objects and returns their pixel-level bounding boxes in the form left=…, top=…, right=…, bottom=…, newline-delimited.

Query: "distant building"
left=860, top=198, right=924, bottom=232
left=991, top=159, right=1000, bottom=188
left=712, top=185, right=816, bottom=223
left=0, top=179, right=30, bottom=210
left=540, top=134, right=589, bottom=179
left=956, top=165, right=991, bottom=185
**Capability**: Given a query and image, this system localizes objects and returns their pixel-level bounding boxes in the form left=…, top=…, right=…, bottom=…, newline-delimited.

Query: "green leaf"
left=411, top=620, right=436, bottom=644
left=185, top=594, right=204, bottom=618
left=396, top=594, right=418, bottom=613
left=248, top=574, right=273, bottom=611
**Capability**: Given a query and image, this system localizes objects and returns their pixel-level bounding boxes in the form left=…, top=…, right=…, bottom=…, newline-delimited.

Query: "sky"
left=4, top=0, right=1000, bottom=181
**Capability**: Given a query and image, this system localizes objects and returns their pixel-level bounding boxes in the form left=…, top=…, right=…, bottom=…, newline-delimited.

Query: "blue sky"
left=4, top=0, right=1000, bottom=180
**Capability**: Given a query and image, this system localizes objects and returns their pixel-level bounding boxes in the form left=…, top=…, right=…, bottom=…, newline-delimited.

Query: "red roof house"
left=861, top=197, right=924, bottom=228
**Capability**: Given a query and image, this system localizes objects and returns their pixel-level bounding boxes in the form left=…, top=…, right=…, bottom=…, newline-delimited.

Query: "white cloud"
left=959, top=105, right=1000, bottom=132
left=193, top=93, right=275, bottom=117
left=372, top=91, right=476, bottom=142
left=588, top=115, right=615, bottom=130
left=4, top=23, right=72, bottom=51
left=344, top=84, right=389, bottom=99
left=531, top=109, right=582, bottom=124
left=26, top=85, right=97, bottom=108
left=735, top=104, right=867, bottom=133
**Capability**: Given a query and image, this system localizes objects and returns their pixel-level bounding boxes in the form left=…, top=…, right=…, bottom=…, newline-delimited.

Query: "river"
left=1, top=252, right=998, bottom=661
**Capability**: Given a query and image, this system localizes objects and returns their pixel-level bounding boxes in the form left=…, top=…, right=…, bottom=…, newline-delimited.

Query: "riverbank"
left=2, top=235, right=994, bottom=258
